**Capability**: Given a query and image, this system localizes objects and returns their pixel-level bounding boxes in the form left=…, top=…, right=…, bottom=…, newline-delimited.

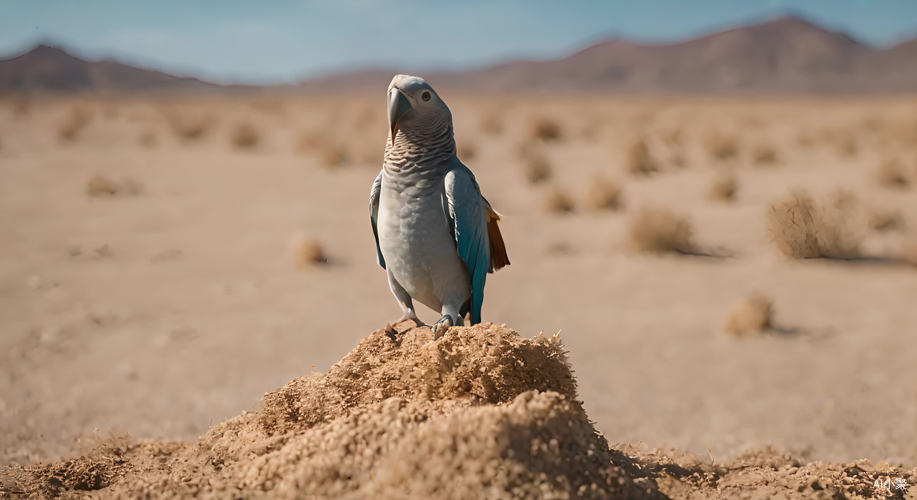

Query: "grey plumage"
left=369, top=75, right=509, bottom=338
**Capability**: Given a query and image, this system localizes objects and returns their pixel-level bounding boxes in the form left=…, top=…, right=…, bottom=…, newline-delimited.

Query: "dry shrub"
left=543, top=187, right=574, bottom=214
left=868, top=209, right=904, bottom=232
left=166, top=112, right=211, bottom=141
left=752, top=144, right=779, bottom=166
left=707, top=172, right=738, bottom=202
left=627, top=207, right=695, bottom=254
left=521, top=148, right=552, bottom=184
left=457, top=140, right=476, bottom=161
left=290, top=235, right=327, bottom=267
left=230, top=121, right=260, bottom=149
left=137, top=130, right=157, bottom=148
left=584, top=175, right=622, bottom=211
left=528, top=116, right=562, bottom=142
left=703, top=130, right=739, bottom=161
left=874, top=159, right=910, bottom=189
left=623, top=137, right=658, bottom=176
left=765, top=189, right=862, bottom=259
left=85, top=174, right=142, bottom=198
left=723, top=293, right=773, bottom=336
left=57, top=106, right=91, bottom=142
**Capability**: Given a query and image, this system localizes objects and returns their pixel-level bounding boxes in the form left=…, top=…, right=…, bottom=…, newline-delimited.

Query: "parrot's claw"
left=395, top=312, right=424, bottom=328
left=432, top=314, right=455, bottom=340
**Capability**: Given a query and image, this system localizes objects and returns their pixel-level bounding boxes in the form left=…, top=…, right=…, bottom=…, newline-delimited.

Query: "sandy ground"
left=1, top=92, right=916, bottom=489
left=5, top=324, right=915, bottom=498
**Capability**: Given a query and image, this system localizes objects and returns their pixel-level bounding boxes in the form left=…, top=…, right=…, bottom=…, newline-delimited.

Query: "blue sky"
left=1, top=0, right=916, bottom=84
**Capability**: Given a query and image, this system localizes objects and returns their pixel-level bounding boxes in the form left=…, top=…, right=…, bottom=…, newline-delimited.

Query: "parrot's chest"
left=377, top=173, right=469, bottom=307
left=378, top=180, right=452, bottom=262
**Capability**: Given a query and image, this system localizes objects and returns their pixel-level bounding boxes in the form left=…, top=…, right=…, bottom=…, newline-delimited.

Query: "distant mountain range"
left=0, top=44, right=219, bottom=92
left=2, top=16, right=916, bottom=94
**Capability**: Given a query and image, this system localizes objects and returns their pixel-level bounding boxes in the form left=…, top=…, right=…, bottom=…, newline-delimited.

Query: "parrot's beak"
left=388, top=88, right=412, bottom=145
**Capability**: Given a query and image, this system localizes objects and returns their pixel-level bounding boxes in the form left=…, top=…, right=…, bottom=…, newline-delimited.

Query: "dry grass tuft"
left=874, top=159, right=910, bottom=189
left=528, top=117, right=562, bottom=142
left=765, top=189, right=862, bottom=259
left=57, top=106, right=92, bottom=142
left=166, top=112, right=211, bottom=141
left=623, top=137, right=658, bottom=176
left=627, top=207, right=695, bottom=254
left=723, top=293, right=773, bottom=336
left=707, top=172, right=738, bottom=202
left=703, top=130, right=740, bottom=161
left=230, top=121, right=260, bottom=149
left=543, top=186, right=575, bottom=214
left=85, top=174, right=119, bottom=197
left=752, top=144, right=779, bottom=166
left=584, top=175, right=623, bottom=211
left=521, top=148, right=552, bottom=184
left=85, top=174, right=143, bottom=198
left=290, top=235, right=328, bottom=267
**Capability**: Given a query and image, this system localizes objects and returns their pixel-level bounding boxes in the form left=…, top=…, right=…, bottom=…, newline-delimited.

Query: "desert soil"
left=1, top=93, right=916, bottom=497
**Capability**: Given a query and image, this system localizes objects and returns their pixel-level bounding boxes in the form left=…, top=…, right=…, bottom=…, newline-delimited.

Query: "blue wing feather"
left=444, top=162, right=490, bottom=324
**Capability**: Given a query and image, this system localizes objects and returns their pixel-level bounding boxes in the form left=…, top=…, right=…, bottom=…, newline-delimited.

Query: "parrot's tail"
left=484, top=202, right=510, bottom=273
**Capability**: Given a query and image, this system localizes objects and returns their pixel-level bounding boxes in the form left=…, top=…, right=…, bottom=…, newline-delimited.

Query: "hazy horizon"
left=2, top=0, right=917, bottom=85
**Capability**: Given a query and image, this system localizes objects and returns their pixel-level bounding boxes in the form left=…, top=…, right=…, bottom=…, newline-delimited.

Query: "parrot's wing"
left=443, top=163, right=490, bottom=324
left=369, top=169, right=385, bottom=269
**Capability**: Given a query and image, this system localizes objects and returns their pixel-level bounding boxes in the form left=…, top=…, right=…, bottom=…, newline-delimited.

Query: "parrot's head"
left=387, top=74, right=451, bottom=145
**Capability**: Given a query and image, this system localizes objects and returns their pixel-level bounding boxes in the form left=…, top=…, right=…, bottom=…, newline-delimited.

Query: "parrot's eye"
left=421, top=91, right=431, bottom=102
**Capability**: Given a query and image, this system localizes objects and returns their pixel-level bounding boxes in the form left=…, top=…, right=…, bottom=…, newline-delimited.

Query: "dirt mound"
left=5, top=324, right=914, bottom=499
left=7, top=325, right=648, bottom=498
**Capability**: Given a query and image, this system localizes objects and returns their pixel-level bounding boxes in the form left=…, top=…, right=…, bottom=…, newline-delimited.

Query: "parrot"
left=369, top=74, right=510, bottom=339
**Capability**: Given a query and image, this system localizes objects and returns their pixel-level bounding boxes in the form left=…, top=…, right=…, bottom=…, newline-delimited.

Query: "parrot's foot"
left=432, top=314, right=463, bottom=340
left=399, top=313, right=425, bottom=328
